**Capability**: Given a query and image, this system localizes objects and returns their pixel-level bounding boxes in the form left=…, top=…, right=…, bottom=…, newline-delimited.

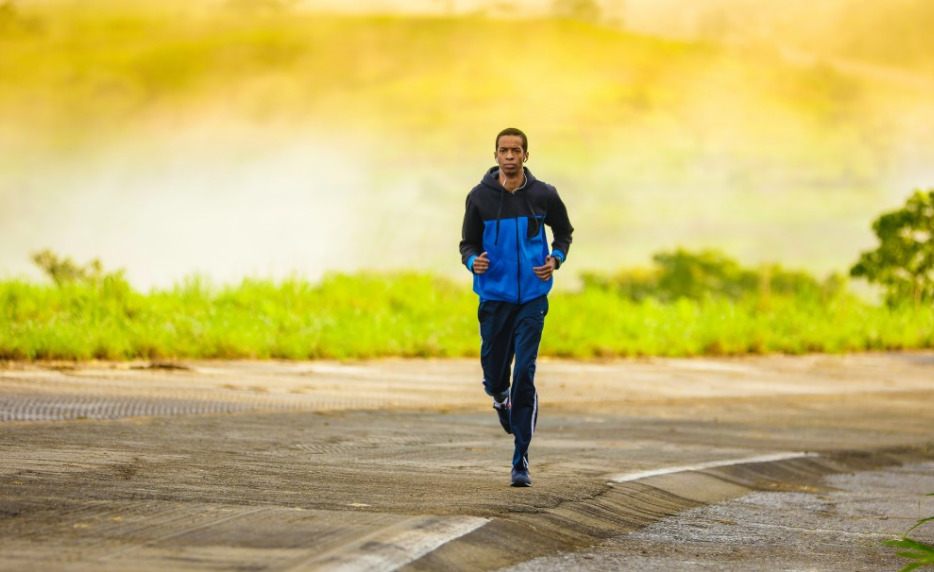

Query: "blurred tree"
left=32, top=250, right=104, bottom=286
left=551, top=0, right=601, bottom=24
left=581, top=248, right=838, bottom=303
left=850, top=189, right=934, bottom=306
left=653, top=249, right=758, bottom=301
left=31, top=249, right=128, bottom=290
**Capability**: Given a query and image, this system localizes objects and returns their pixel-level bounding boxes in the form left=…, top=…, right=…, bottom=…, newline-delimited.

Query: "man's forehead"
left=497, top=135, right=524, bottom=149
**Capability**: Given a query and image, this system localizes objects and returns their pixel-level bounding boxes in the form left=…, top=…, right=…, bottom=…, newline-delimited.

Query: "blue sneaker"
left=511, top=469, right=531, bottom=487
left=493, top=400, right=512, bottom=434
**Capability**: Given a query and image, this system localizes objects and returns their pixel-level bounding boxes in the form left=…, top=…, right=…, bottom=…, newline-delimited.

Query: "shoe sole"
left=510, top=475, right=531, bottom=487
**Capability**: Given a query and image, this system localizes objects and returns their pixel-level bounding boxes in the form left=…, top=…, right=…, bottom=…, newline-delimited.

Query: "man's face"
left=495, top=135, right=528, bottom=177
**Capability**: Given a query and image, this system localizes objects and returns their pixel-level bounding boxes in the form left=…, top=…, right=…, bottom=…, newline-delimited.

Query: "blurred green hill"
left=3, top=2, right=929, bottom=155
left=625, top=0, right=934, bottom=75
left=1, top=1, right=932, bottom=285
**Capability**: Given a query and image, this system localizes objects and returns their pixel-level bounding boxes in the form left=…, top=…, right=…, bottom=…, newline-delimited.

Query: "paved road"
left=0, top=353, right=932, bottom=571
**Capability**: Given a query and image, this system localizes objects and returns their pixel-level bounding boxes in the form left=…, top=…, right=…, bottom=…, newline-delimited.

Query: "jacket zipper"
left=515, top=203, right=522, bottom=304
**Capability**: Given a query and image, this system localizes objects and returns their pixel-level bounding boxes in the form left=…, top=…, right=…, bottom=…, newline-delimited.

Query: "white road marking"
left=297, top=515, right=490, bottom=572
left=609, top=452, right=818, bottom=483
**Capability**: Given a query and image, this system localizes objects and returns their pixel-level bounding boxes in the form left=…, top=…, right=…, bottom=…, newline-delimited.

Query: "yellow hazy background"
left=2, top=0, right=933, bottom=289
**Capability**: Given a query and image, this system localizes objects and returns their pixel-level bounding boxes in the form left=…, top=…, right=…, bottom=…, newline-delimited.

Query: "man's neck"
left=499, top=171, right=525, bottom=193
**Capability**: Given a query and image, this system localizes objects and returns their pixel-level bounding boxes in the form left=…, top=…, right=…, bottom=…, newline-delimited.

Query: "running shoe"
left=511, top=469, right=531, bottom=487
left=493, top=400, right=512, bottom=434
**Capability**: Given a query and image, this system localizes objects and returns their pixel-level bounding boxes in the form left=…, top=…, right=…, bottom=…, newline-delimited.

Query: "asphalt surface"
left=0, top=353, right=932, bottom=571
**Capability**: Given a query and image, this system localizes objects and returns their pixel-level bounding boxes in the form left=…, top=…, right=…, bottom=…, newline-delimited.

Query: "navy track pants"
left=478, top=294, right=548, bottom=473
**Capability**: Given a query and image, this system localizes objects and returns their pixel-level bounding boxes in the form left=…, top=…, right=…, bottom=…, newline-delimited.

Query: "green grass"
left=0, top=273, right=476, bottom=360
left=2, top=272, right=931, bottom=361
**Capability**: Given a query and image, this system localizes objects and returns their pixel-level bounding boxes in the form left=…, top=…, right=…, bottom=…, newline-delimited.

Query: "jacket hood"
left=480, top=166, right=537, bottom=191
left=479, top=166, right=541, bottom=247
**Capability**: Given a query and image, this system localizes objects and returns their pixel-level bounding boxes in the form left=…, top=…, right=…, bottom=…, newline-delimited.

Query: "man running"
left=459, top=127, right=574, bottom=487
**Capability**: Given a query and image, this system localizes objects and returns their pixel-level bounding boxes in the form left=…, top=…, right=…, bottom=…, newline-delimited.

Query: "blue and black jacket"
left=460, top=167, right=574, bottom=304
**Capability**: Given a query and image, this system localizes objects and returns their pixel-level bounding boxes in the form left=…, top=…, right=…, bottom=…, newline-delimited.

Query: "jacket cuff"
left=466, top=255, right=477, bottom=273
left=551, top=250, right=565, bottom=269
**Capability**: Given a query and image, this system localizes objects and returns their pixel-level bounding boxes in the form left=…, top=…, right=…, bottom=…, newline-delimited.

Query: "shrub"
left=581, top=248, right=842, bottom=304
left=851, top=189, right=934, bottom=306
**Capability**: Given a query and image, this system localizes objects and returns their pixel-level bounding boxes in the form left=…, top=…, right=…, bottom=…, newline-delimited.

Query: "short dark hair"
left=495, top=127, right=528, bottom=152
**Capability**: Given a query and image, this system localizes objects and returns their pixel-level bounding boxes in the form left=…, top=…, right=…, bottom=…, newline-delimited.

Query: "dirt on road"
left=1, top=353, right=933, bottom=570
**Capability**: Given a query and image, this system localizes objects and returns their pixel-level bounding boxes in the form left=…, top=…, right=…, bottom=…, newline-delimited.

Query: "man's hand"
left=533, top=256, right=557, bottom=281
left=472, top=252, right=489, bottom=274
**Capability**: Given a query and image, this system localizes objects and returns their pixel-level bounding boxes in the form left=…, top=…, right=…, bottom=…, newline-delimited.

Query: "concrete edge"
left=402, top=445, right=934, bottom=572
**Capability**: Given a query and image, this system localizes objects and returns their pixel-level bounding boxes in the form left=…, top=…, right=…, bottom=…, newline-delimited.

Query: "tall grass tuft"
left=885, top=494, right=934, bottom=572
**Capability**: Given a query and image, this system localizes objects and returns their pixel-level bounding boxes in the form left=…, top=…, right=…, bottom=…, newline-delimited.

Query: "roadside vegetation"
left=2, top=254, right=931, bottom=361
left=4, top=190, right=932, bottom=361
left=0, top=254, right=929, bottom=361
left=886, top=496, right=934, bottom=572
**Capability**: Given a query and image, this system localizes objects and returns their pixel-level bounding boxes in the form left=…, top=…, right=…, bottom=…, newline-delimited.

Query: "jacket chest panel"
left=486, top=191, right=545, bottom=220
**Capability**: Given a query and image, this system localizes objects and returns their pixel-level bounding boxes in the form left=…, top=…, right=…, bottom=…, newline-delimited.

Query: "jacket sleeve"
left=546, top=187, right=574, bottom=263
left=459, top=192, right=484, bottom=272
